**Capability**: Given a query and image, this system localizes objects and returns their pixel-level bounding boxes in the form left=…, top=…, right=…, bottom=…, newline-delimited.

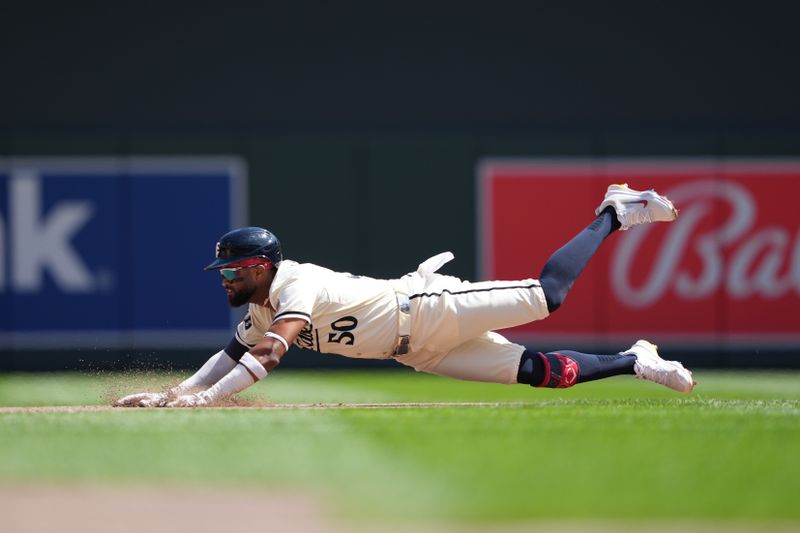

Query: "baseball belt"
left=391, top=283, right=411, bottom=357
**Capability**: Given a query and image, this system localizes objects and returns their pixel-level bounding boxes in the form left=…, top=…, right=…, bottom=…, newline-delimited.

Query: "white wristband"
left=199, top=361, right=264, bottom=403
left=264, top=331, right=290, bottom=352
left=176, top=350, right=237, bottom=392
left=239, top=353, right=268, bottom=381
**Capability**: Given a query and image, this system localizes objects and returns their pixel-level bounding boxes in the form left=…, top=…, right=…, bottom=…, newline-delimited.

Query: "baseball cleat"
left=595, top=183, right=678, bottom=230
left=623, top=339, right=695, bottom=393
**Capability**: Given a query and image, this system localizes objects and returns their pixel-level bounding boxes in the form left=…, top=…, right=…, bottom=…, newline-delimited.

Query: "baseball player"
left=115, top=184, right=695, bottom=408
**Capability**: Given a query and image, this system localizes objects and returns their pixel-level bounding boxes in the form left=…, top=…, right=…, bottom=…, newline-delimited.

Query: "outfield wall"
left=1, top=136, right=798, bottom=370
left=2, top=3, right=799, bottom=369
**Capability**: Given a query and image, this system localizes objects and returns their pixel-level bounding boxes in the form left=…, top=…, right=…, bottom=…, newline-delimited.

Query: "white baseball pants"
left=392, top=253, right=550, bottom=384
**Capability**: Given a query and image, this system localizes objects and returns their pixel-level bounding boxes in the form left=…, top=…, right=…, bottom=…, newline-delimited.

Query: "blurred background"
left=2, top=1, right=799, bottom=371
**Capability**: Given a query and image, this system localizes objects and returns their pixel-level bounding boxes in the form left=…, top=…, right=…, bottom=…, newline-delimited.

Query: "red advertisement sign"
left=478, top=159, right=800, bottom=347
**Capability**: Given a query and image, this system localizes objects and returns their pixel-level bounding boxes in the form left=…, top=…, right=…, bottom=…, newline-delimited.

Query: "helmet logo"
left=215, top=242, right=221, bottom=258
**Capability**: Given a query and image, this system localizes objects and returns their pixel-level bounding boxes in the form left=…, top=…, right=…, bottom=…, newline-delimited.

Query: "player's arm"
left=164, top=280, right=315, bottom=407
left=164, top=318, right=306, bottom=407
left=172, top=337, right=247, bottom=391
left=249, top=317, right=306, bottom=371
left=113, top=339, right=244, bottom=407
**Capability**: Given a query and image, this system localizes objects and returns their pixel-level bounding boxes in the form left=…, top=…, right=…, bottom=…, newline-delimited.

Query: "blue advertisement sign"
left=0, top=157, right=247, bottom=348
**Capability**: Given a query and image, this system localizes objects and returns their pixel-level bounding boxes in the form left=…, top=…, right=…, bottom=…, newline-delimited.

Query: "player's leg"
left=423, top=332, right=530, bottom=384
left=539, top=207, right=618, bottom=313
left=517, top=339, right=695, bottom=392
left=517, top=347, right=635, bottom=388
left=406, top=272, right=551, bottom=351
left=421, top=332, right=633, bottom=386
left=406, top=185, right=678, bottom=351
left=540, top=184, right=678, bottom=312
left=415, top=332, right=694, bottom=392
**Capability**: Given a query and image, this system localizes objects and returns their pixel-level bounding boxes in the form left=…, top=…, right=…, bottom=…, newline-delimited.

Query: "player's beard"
left=227, top=285, right=256, bottom=307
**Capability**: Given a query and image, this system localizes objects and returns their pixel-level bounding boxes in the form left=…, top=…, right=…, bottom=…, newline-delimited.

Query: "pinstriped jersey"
left=235, top=260, right=399, bottom=358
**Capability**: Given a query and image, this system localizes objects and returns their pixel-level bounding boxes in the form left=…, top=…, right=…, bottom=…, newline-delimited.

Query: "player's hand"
left=113, top=391, right=170, bottom=408
left=166, top=393, right=210, bottom=408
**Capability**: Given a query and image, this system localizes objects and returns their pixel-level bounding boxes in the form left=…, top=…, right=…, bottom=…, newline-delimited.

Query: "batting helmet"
left=204, top=227, right=283, bottom=271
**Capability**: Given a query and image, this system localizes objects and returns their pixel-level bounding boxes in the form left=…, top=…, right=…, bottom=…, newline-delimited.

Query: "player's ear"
left=254, top=264, right=270, bottom=280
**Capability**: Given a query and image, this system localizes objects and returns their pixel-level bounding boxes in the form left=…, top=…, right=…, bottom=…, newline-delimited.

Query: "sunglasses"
left=220, top=264, right=262, bottom=281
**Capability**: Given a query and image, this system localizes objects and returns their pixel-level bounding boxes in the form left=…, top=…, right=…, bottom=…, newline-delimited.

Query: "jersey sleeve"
left=273, top=280, right=318, bottom=324
left=235, top=312, right=263, bottom=348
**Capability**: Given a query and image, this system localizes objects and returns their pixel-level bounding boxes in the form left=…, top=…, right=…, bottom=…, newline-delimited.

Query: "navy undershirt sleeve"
left=224, top=336, right=250, bottom=361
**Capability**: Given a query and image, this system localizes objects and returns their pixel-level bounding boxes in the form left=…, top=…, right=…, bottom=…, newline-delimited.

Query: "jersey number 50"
left=327, top=316, right=358, bottom=345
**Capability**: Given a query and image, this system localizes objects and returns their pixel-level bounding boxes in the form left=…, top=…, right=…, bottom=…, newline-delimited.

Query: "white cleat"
left=623, top=340, right=696, bottom=393
left=595, top=183, right=679, bottom=230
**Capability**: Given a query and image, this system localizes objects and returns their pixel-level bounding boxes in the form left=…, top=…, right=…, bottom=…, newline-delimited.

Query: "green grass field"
left=1, top=370, right=799, bottom=527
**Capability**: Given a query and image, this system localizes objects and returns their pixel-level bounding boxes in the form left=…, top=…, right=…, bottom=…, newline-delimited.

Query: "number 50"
left=327, top=316, right=358, bottom=345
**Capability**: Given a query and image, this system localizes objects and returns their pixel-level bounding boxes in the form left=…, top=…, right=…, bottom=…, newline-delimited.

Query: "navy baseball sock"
left=539, top=207, right=620, bottom=313
left=517, top=349, right=636, bottom=388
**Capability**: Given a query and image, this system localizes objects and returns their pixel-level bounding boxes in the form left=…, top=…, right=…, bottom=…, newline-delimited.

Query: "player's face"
left=220, top=266, right=260, bottom=307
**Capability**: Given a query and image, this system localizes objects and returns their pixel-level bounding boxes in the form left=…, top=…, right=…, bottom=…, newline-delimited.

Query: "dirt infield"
left=0, top=402, right=528, bottom=413
left=1, top=485, right=795, bottom=533
left=0, top=485, right=329, bottom=533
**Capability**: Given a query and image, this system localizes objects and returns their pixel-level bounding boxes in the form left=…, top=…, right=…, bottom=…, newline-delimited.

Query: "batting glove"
left=166, top=393, right=210, bottom=408
left=113, top=391, right=171, bottom=408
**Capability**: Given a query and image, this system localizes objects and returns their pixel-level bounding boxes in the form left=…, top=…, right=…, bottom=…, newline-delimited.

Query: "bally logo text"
left=479, top=159, right=800, bottom=348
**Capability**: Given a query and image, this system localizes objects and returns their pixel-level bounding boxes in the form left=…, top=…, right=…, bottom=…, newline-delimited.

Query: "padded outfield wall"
left=1, top=3, right=799, bottom=369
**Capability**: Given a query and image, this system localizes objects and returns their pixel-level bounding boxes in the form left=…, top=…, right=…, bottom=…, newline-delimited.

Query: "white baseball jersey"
left=233, top=253, right=550, bottom=384
left=235, top=260, right=401, bottom=358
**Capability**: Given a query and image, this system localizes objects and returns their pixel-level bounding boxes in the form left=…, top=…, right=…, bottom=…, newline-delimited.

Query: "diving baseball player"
left=115, top=184, right=695, bottom=408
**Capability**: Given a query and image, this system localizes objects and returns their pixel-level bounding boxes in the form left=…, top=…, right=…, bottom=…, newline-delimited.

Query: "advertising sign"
left=0, top=157, right=247, bottom=348
left=479, top=159, right=800, bottom=347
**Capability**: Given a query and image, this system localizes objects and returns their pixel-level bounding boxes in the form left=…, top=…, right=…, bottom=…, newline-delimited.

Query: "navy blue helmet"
left=204, top=227, right=283, bottom=270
